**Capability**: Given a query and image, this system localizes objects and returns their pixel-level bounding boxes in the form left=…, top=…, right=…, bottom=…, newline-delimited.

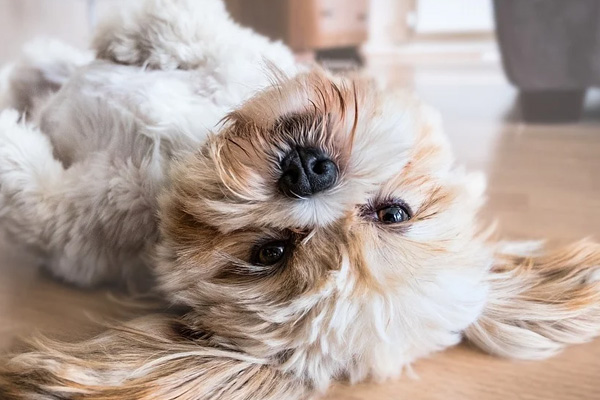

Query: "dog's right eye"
left=252, top=241, right=288, bottom=266
left=376, top=204, right=411, bottom=224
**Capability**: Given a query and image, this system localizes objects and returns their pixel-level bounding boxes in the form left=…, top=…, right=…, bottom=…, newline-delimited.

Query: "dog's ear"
left=0, top=315, right=308, bottom=400
left=465, top=240, right=600, bottom=359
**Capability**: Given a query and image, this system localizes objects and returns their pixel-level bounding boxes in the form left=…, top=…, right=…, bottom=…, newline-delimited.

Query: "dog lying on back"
left=1, top=1, right=600, bottom=399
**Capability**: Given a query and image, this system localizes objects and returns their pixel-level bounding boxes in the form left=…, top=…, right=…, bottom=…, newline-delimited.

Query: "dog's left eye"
left=252, top=241, right=287, bottom=266
left=376, top=205, right=411, bottom=224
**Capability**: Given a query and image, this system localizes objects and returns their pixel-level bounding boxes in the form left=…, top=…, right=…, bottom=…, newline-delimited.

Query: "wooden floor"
left=1, top=54, right=600, bottom=399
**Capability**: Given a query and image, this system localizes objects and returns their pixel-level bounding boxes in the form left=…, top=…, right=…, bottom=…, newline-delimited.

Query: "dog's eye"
left=253, top=241, right=287, bottom=265
left=376, top=205, right=411, bottom=224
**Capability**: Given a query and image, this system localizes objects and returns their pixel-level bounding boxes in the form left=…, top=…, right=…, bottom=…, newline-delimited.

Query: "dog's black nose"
left=278, top=147, right=338, bottom=198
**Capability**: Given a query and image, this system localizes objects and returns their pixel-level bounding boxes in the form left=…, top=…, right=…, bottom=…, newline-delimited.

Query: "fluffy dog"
left=1, top=1, right=600, bottom=399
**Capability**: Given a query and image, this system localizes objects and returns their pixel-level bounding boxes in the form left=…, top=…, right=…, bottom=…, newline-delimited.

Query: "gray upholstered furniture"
left=493, top=0, right=600, bottom=122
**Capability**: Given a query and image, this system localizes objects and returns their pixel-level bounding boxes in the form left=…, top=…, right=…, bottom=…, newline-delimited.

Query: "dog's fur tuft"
left=0, top=316, right=307, bottom=400
left=466, top=240, right=600, bottom=359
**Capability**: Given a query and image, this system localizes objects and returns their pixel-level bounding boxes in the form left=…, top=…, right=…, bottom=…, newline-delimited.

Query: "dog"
left=1, top=1, right=600, bottom=399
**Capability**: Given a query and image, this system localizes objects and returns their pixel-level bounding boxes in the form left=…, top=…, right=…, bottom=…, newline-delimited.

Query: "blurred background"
left=2, top=0, right=600, bottom=124
left=0, top=1, right=599, bottom=399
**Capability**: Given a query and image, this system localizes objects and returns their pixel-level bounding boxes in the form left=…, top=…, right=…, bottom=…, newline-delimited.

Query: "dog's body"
left=1, top=1, right=600, bottom=399
left=0, top=0, right=296, bottom=288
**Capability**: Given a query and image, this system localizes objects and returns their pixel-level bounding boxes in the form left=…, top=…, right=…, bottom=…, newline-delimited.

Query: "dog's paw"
left=0, top=109, right=62, bottom=192
left=93, top=0, right=230, bottom=70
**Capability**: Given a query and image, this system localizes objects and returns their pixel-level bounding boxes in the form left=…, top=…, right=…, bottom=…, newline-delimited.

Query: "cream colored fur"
left=1, top=1, right=600, bottom=399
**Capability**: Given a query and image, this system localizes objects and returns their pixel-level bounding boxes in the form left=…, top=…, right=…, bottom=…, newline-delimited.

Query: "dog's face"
left=157, top=70, right=491, bottom=386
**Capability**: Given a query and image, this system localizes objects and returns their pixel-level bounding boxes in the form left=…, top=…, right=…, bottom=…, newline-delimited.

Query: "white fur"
left=2, top=38, right=93, bottom=113
left=0, top=0, right=297, bottom=287
left=3, top=2, right=599, bottom=399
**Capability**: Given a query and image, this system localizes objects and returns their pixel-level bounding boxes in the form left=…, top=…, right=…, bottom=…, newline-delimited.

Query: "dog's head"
left=157, top=70, right=490, bottom=386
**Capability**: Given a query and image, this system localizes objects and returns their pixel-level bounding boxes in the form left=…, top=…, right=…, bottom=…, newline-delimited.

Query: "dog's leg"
left=0, top=39, right=92, bottom=113
left=0, top=315, right=310, bottom=400
left=0, top=110, right=64, bottom=245
left=92, top=0, right=233, bottom=69
left=93, top=0, right=294, bottom=72
left=0, top=110, right=161, bottom=288
left=465, top=240, right=600, bottom=359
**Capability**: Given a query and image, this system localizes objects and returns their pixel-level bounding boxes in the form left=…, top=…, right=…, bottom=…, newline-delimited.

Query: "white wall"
left=415, top=0, right=493, bottom=34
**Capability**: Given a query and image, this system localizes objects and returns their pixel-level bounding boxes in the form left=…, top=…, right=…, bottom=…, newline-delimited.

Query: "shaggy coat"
left=0, top=1, right=599, bottom=399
